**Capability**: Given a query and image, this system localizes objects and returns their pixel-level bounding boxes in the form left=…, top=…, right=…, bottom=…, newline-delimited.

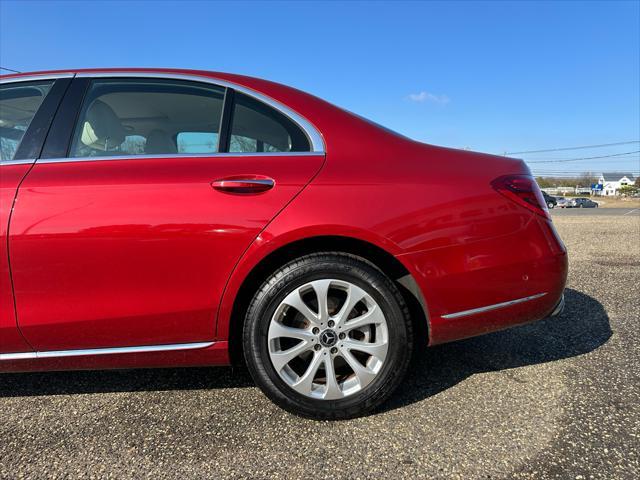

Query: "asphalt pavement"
left=1, top=215, right=639, bottom=479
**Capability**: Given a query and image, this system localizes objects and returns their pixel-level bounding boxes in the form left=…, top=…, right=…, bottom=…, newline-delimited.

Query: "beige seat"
left=80, top=100, right=126, bottom=151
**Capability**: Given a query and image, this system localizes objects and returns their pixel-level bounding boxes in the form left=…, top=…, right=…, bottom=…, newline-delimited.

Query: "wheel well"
left=227, top=235, right=429, bottom=366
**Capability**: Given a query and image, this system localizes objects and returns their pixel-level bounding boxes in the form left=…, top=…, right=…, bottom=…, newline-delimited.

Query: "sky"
left=1, top=0, right=639, bottom=177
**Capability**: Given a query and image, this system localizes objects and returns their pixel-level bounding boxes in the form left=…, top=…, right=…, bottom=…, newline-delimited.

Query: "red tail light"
left=491, top=175, right=550, bottom=218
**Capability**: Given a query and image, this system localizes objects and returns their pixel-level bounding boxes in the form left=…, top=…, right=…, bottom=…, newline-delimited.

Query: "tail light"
left=491, top=174, right=550, bottom=218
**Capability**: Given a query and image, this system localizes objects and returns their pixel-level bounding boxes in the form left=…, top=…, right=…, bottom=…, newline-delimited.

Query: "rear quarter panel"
left=218, top=121, right=567, bottom=345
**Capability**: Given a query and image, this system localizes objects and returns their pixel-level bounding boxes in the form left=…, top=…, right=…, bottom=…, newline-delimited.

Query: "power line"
left=531, top=171, right=640, bottom=174
left=506, top=140, right=640, bottom=155
left=531, top=174, right=640, bottom=179
left=523, top=151, right=640, bottom=161
left=0, top=66, right=21, bottom=73
left=526, top=150, right=640, bottom=164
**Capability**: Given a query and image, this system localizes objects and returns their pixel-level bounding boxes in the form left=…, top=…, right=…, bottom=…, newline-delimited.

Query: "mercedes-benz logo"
left=319, top=329, right=338, bottom=347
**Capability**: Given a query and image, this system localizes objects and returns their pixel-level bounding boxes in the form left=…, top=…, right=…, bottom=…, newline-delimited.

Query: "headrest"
left=145, top=129, right=177, bottom=154
left=80, top=100, right=126, bottom=151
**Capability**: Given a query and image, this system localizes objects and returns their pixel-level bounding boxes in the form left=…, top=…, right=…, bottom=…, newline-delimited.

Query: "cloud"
left=407, top=91, right=450, bottom=104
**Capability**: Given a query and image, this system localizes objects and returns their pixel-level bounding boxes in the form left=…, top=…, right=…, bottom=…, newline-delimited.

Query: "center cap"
left=319, top=329, right=338, bottom=347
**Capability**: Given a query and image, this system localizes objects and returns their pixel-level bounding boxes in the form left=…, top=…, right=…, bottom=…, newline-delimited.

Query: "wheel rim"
left=267, top=279, right=389, bottom=400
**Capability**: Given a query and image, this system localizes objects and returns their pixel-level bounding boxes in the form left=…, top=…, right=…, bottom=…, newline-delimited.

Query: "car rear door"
left=0, top=75, right=71, bottom=354
left=9, top=74, right=325, bottom=351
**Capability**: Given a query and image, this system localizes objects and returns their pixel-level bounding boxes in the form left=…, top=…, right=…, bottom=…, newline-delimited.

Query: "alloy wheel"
left=267, top=279, right=389, bottom=400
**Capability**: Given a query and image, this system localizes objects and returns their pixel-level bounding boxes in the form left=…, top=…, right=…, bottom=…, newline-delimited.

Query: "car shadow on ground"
left=0, top=288, right=611, bottom=407
left=384, top=287, right=612, bottom=412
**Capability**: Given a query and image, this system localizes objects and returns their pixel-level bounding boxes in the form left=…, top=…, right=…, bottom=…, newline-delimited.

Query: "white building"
left=596, top=172, right=636, bottom=196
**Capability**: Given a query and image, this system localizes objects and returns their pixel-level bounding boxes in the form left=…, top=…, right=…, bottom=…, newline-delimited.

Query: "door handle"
left=211, top=176, right=275, bottom=194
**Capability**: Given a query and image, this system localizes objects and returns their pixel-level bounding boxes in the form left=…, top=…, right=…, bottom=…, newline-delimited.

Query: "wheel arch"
left=223, top=235, right=430, bottom=366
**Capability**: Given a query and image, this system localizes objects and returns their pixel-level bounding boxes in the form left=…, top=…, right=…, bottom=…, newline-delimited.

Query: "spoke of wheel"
left=333, top=284, right=367, bottom=327
left=312, top=279, right=332, bottom=322
left=341, top=305, right=385, bottom=332
left=281, top=289, right=320, bottom=326
left=292, top=351, right=324, bottom=394
left=341, top=349, right=377, bottom=388
left=268, top=322, right=315, bottom=342
left=270, top=340, right=312, bottom=372
left=342, top=339, right=387, bottom=360
left=270, top=278, right=390, bottom=400
left=323, top=355, right=343, bottom=399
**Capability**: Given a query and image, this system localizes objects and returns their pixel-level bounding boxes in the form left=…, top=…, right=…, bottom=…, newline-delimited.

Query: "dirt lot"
left=1, top=214, right=639, bottom=479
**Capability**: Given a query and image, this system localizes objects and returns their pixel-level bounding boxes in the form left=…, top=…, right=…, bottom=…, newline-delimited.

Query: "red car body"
left=0, top=68, right=567, bottom=373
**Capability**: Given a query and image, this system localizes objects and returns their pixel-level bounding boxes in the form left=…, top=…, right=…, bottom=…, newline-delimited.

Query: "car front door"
left=0, top=76, right=70, bottom=354
left=9, top=75, right=324, bottom=351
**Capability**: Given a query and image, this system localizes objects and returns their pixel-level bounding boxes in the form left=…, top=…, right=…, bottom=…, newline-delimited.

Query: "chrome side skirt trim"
left=441, top=293, right=547, bottom=320
left=549, top=293, right=565, bottom=317
left=35, top=151, right=324, bottom=165
left=0, top=341, right=214, bottom=361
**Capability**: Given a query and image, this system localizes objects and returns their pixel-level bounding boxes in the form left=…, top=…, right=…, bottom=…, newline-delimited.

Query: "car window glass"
left=69, top=79, right=225, bottom=158
left=177, top=131, right=218, bottom=153
left=0, top=81, right=54, bottom=161
left=229, top=92, right=310, bottom=153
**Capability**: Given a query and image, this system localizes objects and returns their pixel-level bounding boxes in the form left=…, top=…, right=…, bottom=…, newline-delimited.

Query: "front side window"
left=69, top=79, right=225, bottom=158
left=0, top=80, right=54, bottom=161
left=229, top=92, right=310, bottom=153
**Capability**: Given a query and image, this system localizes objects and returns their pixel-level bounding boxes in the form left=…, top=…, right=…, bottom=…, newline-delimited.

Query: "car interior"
left=0, top=82, right=52, bottom=161
left=71, top=83, right=225, bottom=157
left=70, top=80, right=304, bottom=158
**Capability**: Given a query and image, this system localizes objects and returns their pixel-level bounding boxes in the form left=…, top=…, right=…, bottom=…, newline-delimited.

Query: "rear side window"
left=69, top=79, right=225, bottom=158
left=229, top=92, right=310, bottom=153
left=0, top=81, right=54, bottom=161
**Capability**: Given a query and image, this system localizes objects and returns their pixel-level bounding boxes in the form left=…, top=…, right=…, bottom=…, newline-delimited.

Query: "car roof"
left=4, top=68, right=499, bottom=161
left=2, top=68, right=422, bottom=154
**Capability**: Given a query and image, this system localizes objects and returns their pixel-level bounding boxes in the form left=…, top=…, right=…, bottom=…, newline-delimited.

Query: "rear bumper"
left=397, top=215, right=568, bottom=345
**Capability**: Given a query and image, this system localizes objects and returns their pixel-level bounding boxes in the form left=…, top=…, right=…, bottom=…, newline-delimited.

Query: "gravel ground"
left=1, top=215, right=639, bottom=479
left=551, top=208, right=639, bottom=216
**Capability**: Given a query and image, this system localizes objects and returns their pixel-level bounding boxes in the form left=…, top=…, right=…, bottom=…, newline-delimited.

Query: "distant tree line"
left=535, top=173, right=599, bottom=188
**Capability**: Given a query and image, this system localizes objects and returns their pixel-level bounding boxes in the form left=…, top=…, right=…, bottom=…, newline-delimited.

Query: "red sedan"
left=0, top=69, right=567, bottom=419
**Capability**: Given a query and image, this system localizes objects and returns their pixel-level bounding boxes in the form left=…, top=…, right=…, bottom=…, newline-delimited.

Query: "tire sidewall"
left=244, top=256, right=410, bottom=417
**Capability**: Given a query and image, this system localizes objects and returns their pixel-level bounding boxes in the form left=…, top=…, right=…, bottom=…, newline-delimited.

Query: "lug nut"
left=312, top=327, right=320, bottom=334
left=339, top=333, right=346, bottom=340
left=314, top=344, right=321, bottom=351
left=330, top=347, right=338, bottom=354
left=327, top=320, right=335, bottom=328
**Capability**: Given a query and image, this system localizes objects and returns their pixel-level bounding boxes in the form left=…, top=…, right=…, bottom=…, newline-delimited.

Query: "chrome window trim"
left=0, top=158, right=36, bottom=166
left=0, top=73, right=75, bottom=84
left=36, top=151, right=325, bottom=165
left=0, top=341, right=215, bottom=361
left=441, top=292, right=548, bottom=320
left=73, top=71, right=326, bottom=153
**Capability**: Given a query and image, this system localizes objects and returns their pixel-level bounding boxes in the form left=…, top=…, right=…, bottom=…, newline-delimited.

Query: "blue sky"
left=1, top=0, right=638, bottom=176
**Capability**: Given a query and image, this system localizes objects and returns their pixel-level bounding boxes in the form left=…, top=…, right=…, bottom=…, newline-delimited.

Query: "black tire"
left=243, top=252, right=413, bottom=419
left=548, top=202, right=555, bottom=209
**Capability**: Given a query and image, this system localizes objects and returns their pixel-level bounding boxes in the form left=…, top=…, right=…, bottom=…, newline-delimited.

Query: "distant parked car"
left=556, top=197, right=569, bottom=208
left=569, top=198, right=599, bottom=208
left=542, top=191, right=557, bottom=209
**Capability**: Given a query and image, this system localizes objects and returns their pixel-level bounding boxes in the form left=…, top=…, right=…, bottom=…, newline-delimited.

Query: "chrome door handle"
left=211, top=176, right=275, bottom=194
